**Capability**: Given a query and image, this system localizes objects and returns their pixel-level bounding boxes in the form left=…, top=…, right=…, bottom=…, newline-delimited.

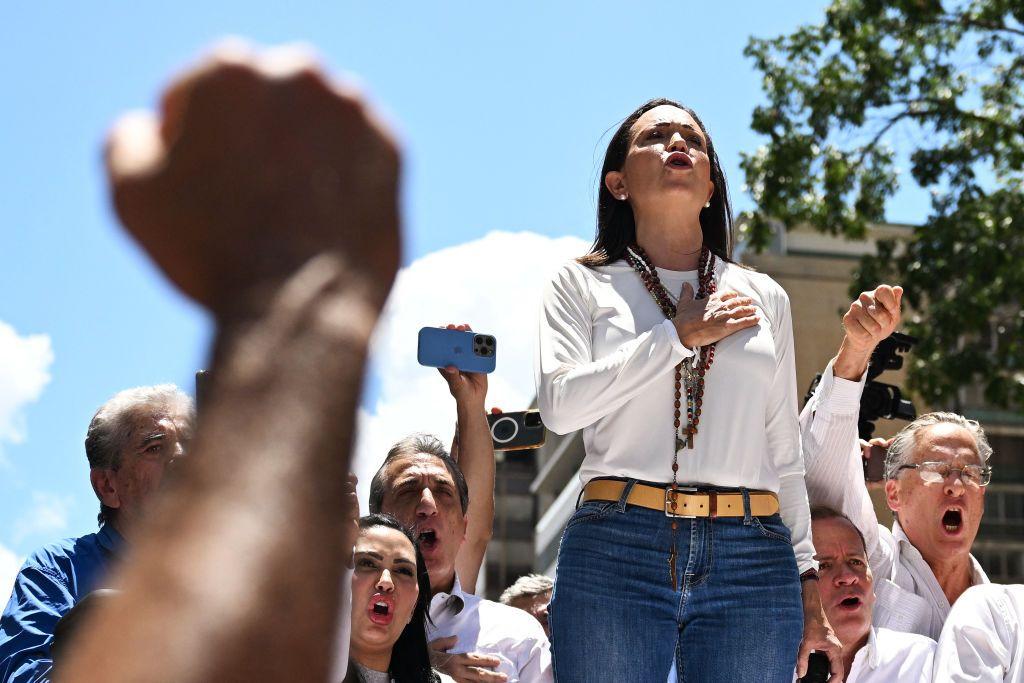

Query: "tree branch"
left=939, top=15, right=1024, bottom=39
left=858, top=110, right=915, bottom=164
left=886, top=97, right=1023, bottom=137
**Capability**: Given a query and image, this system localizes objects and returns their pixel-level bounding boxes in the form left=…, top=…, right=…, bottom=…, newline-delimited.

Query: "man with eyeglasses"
left=800, top=284, right=992, bottom=640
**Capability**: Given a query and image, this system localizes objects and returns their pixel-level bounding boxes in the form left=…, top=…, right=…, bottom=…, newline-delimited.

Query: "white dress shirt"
left=801, top=360, right=989, bottom=640
left=789, top=627, right=935, bottom=682
left=536, top=259, right=815, bottom=572
left=935, top=584, right=1024, bottom=682
left=427, top=575, right=553, bottom=683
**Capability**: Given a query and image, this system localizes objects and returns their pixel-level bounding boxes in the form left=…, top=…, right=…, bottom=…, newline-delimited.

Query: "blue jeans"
left=549, top=482, right=803, bottom=683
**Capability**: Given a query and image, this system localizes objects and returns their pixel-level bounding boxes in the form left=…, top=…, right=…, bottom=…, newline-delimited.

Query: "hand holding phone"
left=797, top=652, right=830, bottom=683
left=861, top=437, right=892, bottom=482
left=418, top=327, right=497, bottom=374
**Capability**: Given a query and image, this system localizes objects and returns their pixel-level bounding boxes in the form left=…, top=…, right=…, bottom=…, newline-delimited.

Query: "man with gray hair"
left=801, top=284, right=992, bottom=640
left=0, top=384, right=194, bottom=682
left=499, top=574, right=552, bottom=637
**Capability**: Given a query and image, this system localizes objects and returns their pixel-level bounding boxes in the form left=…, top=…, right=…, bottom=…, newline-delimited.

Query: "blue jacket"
left=0, top=525, right=122, bottom=682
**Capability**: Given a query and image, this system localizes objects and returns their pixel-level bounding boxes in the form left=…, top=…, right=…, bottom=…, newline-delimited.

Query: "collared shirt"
left=788, top=627, right=936, bottom=683
left=801, top=361, right=989, bottom=640
left=427, top=575, right=553, bottom=682
left=845, top=627, right=936, bottom=683
left=935, top=584, right=1024, bottom=682
left=0, top=525, right=123, bottom=683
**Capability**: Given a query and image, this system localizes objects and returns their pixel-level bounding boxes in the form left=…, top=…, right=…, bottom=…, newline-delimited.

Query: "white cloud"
left=0, top=542, right=22, bottom=603
left=352, top=230, right=589, bottom=506
left=0, top=321, right=54, bottom=457
left=13, top=492, right=72, bottom=544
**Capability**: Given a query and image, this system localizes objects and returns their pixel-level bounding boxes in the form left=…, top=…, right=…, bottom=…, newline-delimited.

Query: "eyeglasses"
left=897, top=462, right=992, bottom=487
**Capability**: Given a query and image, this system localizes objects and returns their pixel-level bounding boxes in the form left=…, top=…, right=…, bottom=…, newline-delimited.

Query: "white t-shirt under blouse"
left=536, top=257, right=815, bottom=572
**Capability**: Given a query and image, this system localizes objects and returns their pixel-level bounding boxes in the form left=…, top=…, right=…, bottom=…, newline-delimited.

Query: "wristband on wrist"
left=800, top=568, right=819, bottom=582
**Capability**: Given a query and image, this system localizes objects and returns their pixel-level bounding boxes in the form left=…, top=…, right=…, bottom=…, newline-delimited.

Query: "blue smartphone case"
left=417, top=327, right=497, bottom=374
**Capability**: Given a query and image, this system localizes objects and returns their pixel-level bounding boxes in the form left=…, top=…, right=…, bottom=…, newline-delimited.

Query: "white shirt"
left=935, top=584, right=1024, bottom=682
left=536, top=258, right=815, bottom=571
left=801, top=361, right=989, bottom=640
left=788, top=627, right=935, bottom=683
left=427, top=576, right=553, bottom=683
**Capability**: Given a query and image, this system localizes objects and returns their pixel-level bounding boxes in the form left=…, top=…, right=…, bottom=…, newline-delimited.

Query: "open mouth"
left=368, top=594, right=394, bottom=625
left=418, top=529, right=438, bottom=551
left=942, top=508, right=963, bottom=534
left=665, top=152, right=693, bottom=170
left=837, top=596, right=862, bottom=611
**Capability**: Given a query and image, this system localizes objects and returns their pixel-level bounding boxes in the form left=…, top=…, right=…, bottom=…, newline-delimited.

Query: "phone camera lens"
left=490, top=416, right=518, bottom=444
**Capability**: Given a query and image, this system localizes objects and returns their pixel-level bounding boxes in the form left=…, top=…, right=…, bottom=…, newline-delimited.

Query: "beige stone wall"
left=742, top=240, right=910, bottom=443
left=743, top=241, right=910, bottom=527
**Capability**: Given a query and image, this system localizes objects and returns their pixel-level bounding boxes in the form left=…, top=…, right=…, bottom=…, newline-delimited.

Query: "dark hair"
left=350, top=514, right=438, bottom=683
left=368, top=434, right=469, bottom=515
left=579, top=98, right=735, bottom=267
left=810, top=505, right=868, bottom=554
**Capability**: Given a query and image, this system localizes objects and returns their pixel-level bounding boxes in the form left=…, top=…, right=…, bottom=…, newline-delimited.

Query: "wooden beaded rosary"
left=624, top=243, right=718, bottom=589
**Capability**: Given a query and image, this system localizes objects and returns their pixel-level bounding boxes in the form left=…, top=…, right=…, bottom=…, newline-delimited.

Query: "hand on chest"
left=593, top=289, right=778, bottom=386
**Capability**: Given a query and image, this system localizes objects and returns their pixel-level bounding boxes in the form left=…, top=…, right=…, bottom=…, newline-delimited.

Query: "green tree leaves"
left=744, top=0, right=1024, bottom=409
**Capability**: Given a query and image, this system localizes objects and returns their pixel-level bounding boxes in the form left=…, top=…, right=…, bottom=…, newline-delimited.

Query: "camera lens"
left=475, top=335, right=485, bottom=344
left=525, top=412, right=542, bottom=428
left=490, top=416, right=518, bottom=444
left=485, top=338, right=494, bottom=346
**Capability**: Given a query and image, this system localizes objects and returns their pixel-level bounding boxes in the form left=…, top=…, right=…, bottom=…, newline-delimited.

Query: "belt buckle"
left=664, top=486, right=699, bottom=518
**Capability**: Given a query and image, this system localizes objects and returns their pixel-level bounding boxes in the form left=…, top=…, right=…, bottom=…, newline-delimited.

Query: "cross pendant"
left=685, top=427, right=696, bottom=449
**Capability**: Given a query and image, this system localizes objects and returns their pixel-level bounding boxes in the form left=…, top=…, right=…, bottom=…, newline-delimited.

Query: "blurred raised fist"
left=105, top=41, right=401, bottom=318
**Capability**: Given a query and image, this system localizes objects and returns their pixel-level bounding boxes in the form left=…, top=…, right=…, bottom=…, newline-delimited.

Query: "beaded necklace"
left=624, top=243, right=717, bottom=589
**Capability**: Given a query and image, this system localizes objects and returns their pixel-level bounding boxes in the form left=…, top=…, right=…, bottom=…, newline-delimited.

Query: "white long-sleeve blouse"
left=535, top=257, right=815, bottom=572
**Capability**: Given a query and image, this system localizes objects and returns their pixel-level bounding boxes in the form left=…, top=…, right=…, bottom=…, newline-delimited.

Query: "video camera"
left=804, top=332, right=918, bottom=440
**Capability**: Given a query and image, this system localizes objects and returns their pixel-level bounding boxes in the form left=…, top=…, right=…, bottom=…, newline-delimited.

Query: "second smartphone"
left=487, top=410, right=546, bottom=451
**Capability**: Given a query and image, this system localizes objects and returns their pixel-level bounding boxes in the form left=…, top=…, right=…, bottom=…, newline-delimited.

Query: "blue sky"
left=0, top=1, right=935, bottom=591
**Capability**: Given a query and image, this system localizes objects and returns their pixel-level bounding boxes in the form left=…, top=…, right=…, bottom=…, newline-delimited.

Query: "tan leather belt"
left=582, top=480, right=779, bottom=518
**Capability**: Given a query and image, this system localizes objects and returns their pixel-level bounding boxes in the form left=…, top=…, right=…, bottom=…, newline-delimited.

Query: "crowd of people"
left=0, top=43, right=1021, bottom=682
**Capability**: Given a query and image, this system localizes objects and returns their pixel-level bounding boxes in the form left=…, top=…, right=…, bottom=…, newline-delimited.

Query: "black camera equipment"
left=803, top=332, right=918, bottom=441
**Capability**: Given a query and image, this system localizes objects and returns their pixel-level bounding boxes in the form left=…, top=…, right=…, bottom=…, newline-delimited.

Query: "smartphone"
left=797, top=652, right=830, bottom=683
left=487, top=410, right=546, bottom=451
left=864, top=444, right=887, bottom=482
left=417, top=327, right=496, bottom=374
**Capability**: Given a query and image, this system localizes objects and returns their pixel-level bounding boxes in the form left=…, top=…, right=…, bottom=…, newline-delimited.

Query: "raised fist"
left=842, top=284, right=903, bottom=354
left=105, top=41, right=401, bottom=318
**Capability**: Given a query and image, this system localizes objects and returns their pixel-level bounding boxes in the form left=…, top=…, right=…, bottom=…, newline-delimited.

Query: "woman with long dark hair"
left=536, top=99, right=841, bottom=681
left=345, top=514, right=452, bottom=683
